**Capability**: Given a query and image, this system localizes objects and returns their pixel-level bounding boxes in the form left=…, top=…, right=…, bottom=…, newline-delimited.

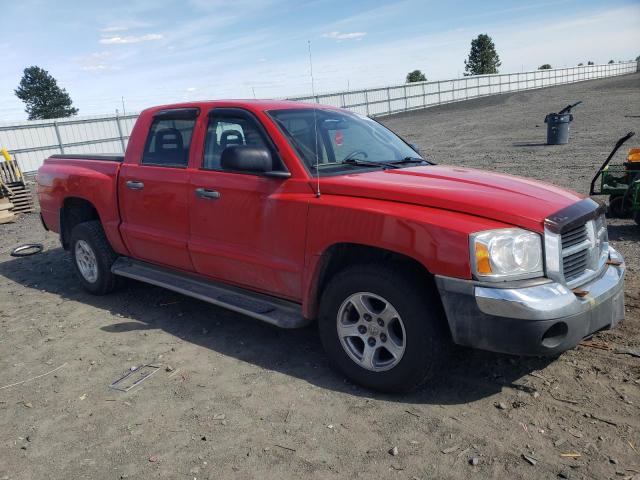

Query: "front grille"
left=561, top=224, right=588, bottom=249
left=544, top=200, right=609, bottom=287
left=560, top=224, right=591, bottom=281
left=563, top=249, right=589, bottom=280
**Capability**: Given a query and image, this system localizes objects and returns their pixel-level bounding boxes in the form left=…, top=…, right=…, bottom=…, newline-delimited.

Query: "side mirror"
left=221, top=146, right=272, bottom=173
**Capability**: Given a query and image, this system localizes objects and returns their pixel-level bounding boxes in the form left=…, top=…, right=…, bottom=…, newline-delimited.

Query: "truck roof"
left=141, top=99, right=337, bottom=116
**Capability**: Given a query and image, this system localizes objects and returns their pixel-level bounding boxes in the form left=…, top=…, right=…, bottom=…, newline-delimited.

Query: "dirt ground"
left=1, top=74, right=639, bottom=480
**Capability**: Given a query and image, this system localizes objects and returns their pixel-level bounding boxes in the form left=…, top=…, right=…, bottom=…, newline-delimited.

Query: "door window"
left=203, top=111, right=283, bottom=171
left=142, top=118, right=196, bottom=168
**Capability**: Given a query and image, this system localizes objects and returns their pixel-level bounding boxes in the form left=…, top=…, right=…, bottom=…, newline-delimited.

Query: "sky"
left=1, top=0, right=639, bottom=121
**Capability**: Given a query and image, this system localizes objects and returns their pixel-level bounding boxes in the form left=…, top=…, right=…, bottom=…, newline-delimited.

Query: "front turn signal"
left=475, top=243, right=492, bottom=274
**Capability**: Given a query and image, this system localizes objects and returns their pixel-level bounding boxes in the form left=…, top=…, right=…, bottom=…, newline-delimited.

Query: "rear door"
left=188, top=108, right=308, bottom=300
left=118, top=108, right=199, bottom=271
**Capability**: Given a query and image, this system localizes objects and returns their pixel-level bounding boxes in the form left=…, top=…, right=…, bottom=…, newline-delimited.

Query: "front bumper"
left=435, top=248, right=625, bottom=356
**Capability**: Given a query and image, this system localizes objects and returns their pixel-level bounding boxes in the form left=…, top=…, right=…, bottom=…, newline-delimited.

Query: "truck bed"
left=49, top=154, right=124, bottom=162
left=38, top=154, right=126, bottom=255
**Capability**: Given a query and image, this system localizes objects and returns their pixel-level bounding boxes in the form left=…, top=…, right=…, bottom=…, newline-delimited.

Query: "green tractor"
left=590, top=132, right=640, bottom=225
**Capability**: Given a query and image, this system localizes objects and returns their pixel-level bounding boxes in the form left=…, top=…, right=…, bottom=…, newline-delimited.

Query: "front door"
left=119, top=108, right=198, bottom=272
left=188, top=108, right=308, bottom=300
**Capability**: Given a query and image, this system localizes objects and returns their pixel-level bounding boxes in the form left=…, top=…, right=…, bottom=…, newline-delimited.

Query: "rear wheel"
left=70, top=221, right=119, bottom=295
left=318, top=264, right=448, bottom=393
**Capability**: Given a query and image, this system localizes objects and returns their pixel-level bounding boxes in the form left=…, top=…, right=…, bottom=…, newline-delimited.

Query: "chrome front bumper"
left=435, top=247, right=625, bottom=356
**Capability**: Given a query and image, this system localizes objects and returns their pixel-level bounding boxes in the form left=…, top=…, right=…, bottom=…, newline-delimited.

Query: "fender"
left=301, top=195, right=510, bottom=318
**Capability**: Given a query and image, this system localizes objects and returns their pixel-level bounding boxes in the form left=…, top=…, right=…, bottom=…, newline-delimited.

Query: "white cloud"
left=322, top=31, right=367, bottom=40
left=100, top=25, right=128, bottom=33
left=100, top=33, right=163, bottom=45
left=75, top=51, right=114, bottom=72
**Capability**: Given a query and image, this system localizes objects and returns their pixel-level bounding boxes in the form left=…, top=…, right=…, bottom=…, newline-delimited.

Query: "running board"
left=111, top=258, right=308, bottom=329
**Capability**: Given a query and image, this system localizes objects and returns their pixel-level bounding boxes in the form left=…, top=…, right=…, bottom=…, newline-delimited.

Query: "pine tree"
left=15, top=66, right=78, bottom=120
left=464, top=34, right=501, bottom=76
left=406, top=70, right=427, bottom=83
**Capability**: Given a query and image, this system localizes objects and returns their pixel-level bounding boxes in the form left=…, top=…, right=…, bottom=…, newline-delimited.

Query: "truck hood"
left=317, top=165, right=584, bottom=232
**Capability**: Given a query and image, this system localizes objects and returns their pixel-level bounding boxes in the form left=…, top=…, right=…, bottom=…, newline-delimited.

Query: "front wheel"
left=318, top=264, right=449, bottom=393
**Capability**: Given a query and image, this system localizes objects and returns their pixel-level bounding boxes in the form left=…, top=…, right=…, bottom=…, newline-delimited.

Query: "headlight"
left=470, top=228, right=543, bottom=280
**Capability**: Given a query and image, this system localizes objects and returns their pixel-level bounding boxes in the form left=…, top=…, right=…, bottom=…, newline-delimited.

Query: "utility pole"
left=121, top=96, right=126, bottom=116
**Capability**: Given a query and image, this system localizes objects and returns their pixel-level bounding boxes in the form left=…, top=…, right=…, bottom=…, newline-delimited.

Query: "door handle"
left=195, top=187, right=220, bottom=200
left=126, top=180, right=144, bottom=190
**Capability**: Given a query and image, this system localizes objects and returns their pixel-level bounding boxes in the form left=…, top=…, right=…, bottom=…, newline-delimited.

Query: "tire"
left=70, top=221, right=119, bottom=295
left=608, top=195, right=631, bottom=218
left=318, top=264, right=448, bottom=393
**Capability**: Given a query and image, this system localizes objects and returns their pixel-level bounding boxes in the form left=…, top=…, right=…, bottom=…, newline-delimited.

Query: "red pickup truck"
left=37, top=100, right=626, bottom=392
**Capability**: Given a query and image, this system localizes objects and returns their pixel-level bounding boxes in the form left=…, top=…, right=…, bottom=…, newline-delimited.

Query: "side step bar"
left=111, top=257, right=309, bottom=329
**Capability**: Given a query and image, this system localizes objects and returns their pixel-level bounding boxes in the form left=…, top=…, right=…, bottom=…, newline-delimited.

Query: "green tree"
left=587, top=61, right=594, bottom=65
left=636, top=55, right=640, bottom=62
left=15, top=66, right=78, bottom=120
left=406, top=70, right=427, bottom=83
left=464, top=34, right=501, bottom=76
left=538, top=64, right=552, bottom=70
left=577, top=62, right=584, bottom=66
left=608, top=59, right=615, bottom=64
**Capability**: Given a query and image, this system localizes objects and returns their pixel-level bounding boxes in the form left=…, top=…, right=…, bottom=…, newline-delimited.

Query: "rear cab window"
left=142, top=108, right=199, bottom=168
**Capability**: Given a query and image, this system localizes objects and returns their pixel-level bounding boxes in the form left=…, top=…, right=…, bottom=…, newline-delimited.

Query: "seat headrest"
left=155, top=128, right=184, bottom=153
left=221, top=129, right=244, bottom=149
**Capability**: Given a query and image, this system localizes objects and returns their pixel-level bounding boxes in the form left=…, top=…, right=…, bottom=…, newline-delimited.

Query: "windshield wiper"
left=389, top=157, right=430, bottom=165
left=341, top=158, right=400, bottom=169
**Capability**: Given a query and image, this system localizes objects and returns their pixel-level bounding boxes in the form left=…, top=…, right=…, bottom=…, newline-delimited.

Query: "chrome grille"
left=552, top=216, right=609, bottom=286
left=561, top=224, right=588, bottom=249
left=561, top=224, right=590, bottom=281
left=563, top=249, right=589, bottom=280
left=544, top=200, right=610, bottom=288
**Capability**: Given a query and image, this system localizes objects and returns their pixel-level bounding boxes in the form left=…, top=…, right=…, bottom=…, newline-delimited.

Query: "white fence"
left=1, top=61, right=637, bottom=174
left=291, top=61, right=638, bottom=116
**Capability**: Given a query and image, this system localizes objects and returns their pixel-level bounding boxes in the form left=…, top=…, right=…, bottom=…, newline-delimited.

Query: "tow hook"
left=572, top=288, right=589, bottom=298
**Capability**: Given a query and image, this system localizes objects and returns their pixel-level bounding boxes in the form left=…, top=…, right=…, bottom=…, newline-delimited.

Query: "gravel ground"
left=1, top=73, right=639, bottom=480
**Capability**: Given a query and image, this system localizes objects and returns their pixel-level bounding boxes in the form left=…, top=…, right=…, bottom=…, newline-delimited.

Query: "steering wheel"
left=344, top=150, right=368, bottom=161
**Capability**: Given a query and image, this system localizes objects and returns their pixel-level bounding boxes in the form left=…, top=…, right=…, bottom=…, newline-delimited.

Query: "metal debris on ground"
left=522, top=454, right=538, bottom=465
left=560, top=452, right=582, bottom=458
left=0, top=362, right=68, bottom=390
left=274, top=444, right=296, bottom=452
left=108, top=364, right=161, bottom=392
left=10, top=243, right=44, bottom=257
left=614, top=348, right=640, bottom=358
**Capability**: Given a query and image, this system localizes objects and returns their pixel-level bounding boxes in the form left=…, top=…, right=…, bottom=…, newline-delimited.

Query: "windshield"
left=267, top=108, right=423, bottom=176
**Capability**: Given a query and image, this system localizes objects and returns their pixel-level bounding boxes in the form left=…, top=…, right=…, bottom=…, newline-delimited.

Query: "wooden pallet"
left=5, top=181, right=35, bottom=213
left=0, top=159, right=21, bottom=184
left=0, top=154, right=36, bottom=214
left=0, top=197, right=16, bottom=224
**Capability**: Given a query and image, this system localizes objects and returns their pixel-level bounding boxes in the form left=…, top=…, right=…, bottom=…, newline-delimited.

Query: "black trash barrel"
left=544, top=113, right=573, bottom=145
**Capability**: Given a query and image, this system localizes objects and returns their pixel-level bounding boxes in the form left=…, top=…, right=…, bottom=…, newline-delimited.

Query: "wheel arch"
left=304, top=242, right=439, bottom=320
left=59, top=197, right=101, bottom=250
